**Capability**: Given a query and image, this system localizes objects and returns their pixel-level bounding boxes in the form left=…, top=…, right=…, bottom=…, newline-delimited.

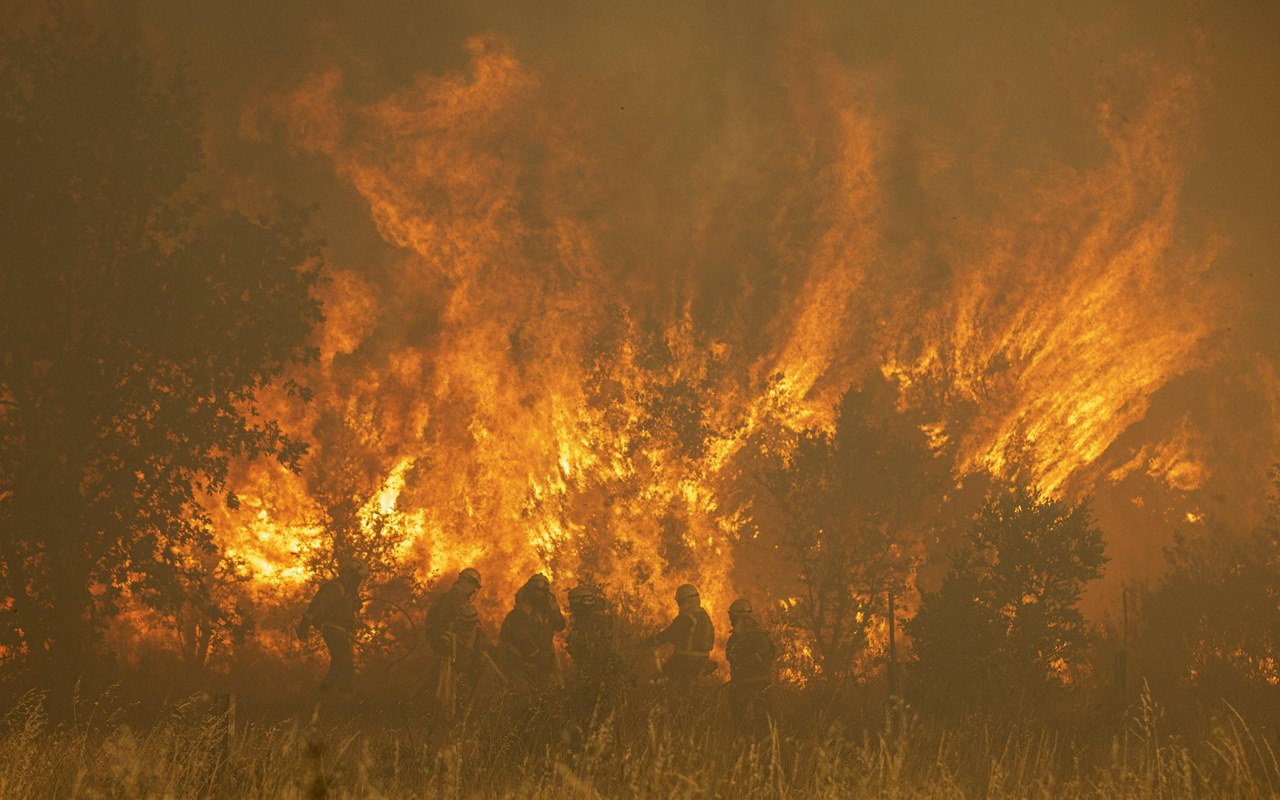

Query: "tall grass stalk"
left=1, top=686, right=1276, bottom=798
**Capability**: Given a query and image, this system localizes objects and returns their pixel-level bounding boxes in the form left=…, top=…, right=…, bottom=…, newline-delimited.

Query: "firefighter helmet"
left=675, top=583, right=700, bottom=603
left=340, top=558, right=369, bottom=580
left=568, top=584, right=602, bottom=608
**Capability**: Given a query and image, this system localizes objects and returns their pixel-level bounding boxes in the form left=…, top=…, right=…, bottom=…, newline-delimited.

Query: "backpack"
left=691, top=608, right=715, bottom=653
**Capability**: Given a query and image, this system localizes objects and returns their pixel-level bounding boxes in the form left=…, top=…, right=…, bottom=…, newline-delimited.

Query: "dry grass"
left=1, top=685, right=1277, bottom=799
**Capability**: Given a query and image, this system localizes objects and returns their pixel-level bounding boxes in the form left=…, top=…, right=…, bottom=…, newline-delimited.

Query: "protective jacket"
left=654, top=605, right=715, bottom=678
left=302, top=578, right=361, bottom=634
left=426, top=585, right=477, bottom=653
left=299, top=577, right=362, bottom=695
left=567, top=608, right=618, bottom=672
left=726, top=615, right=775, bottom=686
left=499, top=593, right=566, bottom=687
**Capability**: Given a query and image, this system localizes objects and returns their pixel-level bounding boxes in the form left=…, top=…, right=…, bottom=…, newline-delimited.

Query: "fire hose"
left=359, top=595, right=419, bottom=667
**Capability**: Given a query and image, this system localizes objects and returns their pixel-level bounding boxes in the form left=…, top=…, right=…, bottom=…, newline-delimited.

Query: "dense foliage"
left=754, top=379, right=943, bottom=680
left=909, top=485, right=1107, bottom=715
left=0, top=24, right=322, bottom=680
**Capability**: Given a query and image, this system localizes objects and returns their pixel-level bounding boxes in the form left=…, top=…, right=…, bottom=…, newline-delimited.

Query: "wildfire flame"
left=209, top=29, right=1224, bottom=659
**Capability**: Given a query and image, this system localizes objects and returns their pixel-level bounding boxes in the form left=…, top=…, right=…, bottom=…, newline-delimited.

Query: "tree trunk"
left=38, top=447, right=104, bottom=694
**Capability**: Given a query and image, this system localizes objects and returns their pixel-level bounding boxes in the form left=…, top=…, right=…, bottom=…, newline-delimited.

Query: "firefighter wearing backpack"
left=424, top=567, right=488, bottom=717
left=646, top=583, right=716, bottom=687
left=296, top=558, right=369, bottom=698
left=565, top=582, right=623, bottom=721
left=725, top=598, right=776, bottom=731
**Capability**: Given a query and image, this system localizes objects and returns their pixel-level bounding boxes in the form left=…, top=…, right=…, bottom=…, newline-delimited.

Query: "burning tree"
left=302, top=412, right=415, bottom=580
left=908, top=484, right=1107, bottom=715
left=751, top=378, right=942, bottom=682
left=0, top=24, right=321, bottom=681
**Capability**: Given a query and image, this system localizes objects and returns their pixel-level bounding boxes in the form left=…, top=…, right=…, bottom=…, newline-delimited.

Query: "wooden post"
left=887, top=588, right=901, bottom=701
left=214, top=692, right=236, bottom=766
left=1113, top=588, right=1128, bottom=705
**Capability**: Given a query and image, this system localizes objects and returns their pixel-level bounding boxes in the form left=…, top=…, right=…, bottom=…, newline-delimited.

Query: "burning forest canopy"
left=1, top=0, right=1278, bottom=685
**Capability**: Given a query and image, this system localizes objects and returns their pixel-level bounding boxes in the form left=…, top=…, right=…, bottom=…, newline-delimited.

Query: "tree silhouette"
left=753, top=378, right=941, bottom=681
left=1135, top=468, right=1280, bottom=715
left=908, top=485, right=1107, bottom=715
left=0, top=23, right=321, bottom=682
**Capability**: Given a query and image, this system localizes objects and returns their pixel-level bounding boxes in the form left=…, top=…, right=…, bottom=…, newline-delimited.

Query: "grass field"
left=2, top=682, right=1277, bottom=799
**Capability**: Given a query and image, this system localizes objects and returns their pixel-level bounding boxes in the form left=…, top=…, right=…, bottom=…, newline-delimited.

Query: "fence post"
left=1114, top=587, right=1128, bottom=705
left=214, top=692, right=236, bottom=767
left=887, top=588, right=902, bottom=702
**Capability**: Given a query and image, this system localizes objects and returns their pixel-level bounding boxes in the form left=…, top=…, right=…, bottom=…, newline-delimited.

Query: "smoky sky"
left=11, top=0, right=1277, bottom=304
left=8, top=0, right=1280, bottom=608
left=139, top=0, right=1279, bottom=347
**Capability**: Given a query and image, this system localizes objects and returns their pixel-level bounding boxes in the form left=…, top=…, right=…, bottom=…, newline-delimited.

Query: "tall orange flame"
left=211, top=31, right=1222, bottom=656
